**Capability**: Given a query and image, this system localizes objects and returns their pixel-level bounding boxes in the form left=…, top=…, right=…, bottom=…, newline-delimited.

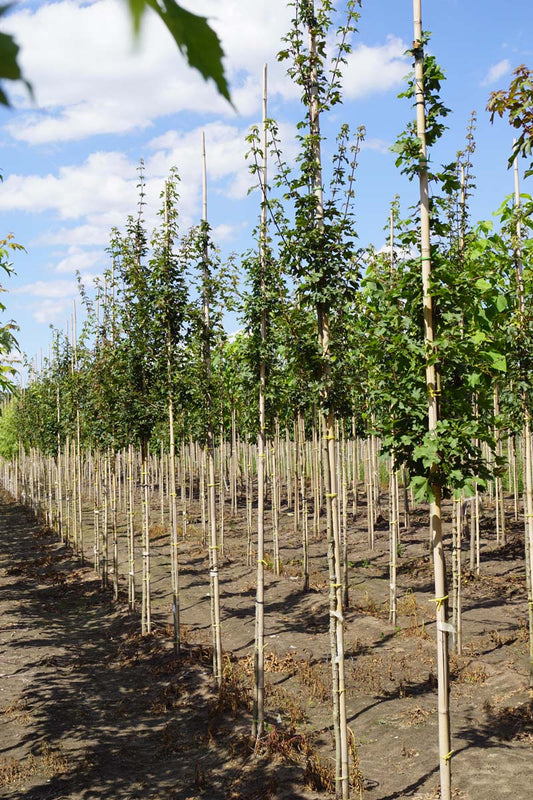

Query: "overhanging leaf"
left=127, top=0, right=147, bottom=35
left=146, top=0, right=232, bottom=105
left=0, top=5, right=33, bottom=106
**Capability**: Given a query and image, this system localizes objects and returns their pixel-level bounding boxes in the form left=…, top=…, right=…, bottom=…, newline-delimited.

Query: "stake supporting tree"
left=412, top=2, right=452, bottom=796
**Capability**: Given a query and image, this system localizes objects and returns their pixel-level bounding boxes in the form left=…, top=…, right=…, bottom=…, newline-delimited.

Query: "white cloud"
left=343, top=36, right=409, bottom=99
left=13, top=275, right=99, bottom=325
left=3, top=0, right=294, bottom=144
left=0, top=151, right=134, bottom=218
left=362, top=138, right=392, bottom=154
left=212, top=222, right=248, bottom=243
left=54, top=246, right=104, bottom=274
left=481, top=59, right=511, bottom=86
left=34, top=224, right=114, bottom=248
left=13, top=278, right=86, bottom=299
left=1, top=121, right=252, bottom=234
left=147, top=121, right=253, bottom=200
left=3, top=1, right=405, bottom=144
left=31, top=298, right=75, bottom=325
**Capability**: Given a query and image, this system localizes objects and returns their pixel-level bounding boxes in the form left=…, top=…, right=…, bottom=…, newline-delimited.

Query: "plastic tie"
left=442, top=750, right=454, bottom=763
left=429, top=594, right=449, bottom=610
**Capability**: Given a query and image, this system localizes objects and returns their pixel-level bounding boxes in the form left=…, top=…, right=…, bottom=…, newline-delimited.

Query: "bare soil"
left=1, top=486, right=532, bottom=799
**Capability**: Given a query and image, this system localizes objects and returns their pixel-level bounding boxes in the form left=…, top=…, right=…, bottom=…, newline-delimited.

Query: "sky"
left=0, top=0, right=532, bottom=366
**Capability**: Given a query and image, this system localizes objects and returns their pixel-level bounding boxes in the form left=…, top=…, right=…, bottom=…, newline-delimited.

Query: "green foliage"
left=7, top=1, right=533, bottom=515
left=0, top=399, right=18, bottom=457
left=0, top=233, right=21, bottom=393
left=391, top=34, right=451, bottom=180
left=0, top=4, right=32, bottom=105
left=372, top=38, right=515, bottom=500
left=270, top=1, right=364, bottom=417
left=487, top=64, right=533, bottom=170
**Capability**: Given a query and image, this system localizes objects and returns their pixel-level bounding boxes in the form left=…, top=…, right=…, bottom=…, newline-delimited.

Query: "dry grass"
left=266, top=683, right=308, bottom=727
left=449, top=654, right=488, bottom=685
left=149, top=523, right=167, bottom=541
left=348, top=727, right=365, bottom=798
left=212, top=656, right=252, bottom=716
left=0, top=755, right=36, bottom=788
left=304, top=749, right=335, bottom=793
left=294, top=657, right=330, bottom=702
left=399, top=705, right=431, bottom=727
left=351, top=654, right=388, bottom=694
left=256, top=724, right=308, bottom=764
left=0, top=743, right=68, bottom=789
left=397, top=590, right=430, bottom=639
left=150, top=682, right=182, bottom=714
left=0, top=697, right=32, bottom=724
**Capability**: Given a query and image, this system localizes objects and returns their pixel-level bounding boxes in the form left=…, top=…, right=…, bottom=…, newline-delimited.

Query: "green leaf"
left=495, top=294, right=507, bottom=312
left=0, top=5, right=33, bottom=106
left=487, top=350, right=507, bottom=372
left=466, top=371, right=481, bottom=388
left=127, top=0, right=147, bottom=35
left=145, top=0, right=232, bottom=105
left=471, top=330, right=486, bottom=344
left=410, top=475, right=434, bottom=503
left=478, top=219, right=493, bottom=234
left=474, top=278, right=491, bottom=292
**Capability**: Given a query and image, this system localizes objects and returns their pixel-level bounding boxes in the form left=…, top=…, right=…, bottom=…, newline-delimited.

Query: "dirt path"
left=1, top=488, right=532, bottom=799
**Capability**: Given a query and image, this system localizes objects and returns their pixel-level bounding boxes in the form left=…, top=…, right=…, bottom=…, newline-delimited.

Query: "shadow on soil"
left=0, top=499, right=315, bottom=800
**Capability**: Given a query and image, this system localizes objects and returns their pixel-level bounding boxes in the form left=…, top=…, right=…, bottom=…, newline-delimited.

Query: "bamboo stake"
left=413, top=3, right=452, bottom=795
left=202, top=132, right=223, bottom=688
left=253, top=63, right=268, bottom=740
left=164, top=180, right=181, bottom=655
left=141, top=442, right=152, bottom=635
left=307, top=6, right=349, bottom=793
left=127, top=444, right=135, bottom=610
left=514, top=151, right=533, bottom=687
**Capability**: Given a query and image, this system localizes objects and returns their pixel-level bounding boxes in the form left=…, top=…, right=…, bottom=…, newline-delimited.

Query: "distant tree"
left=0, top=233, right=22, bottom=392
left=487, top=64, right=533, bottom=171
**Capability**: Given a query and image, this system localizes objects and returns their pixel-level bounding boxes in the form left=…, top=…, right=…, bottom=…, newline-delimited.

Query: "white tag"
left=437, top=621, right=455, bottom=634
left=437, top=620, right=456, bottom=647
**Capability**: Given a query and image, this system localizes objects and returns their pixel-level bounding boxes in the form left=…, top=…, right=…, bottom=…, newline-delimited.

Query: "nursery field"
left=1, top=1, right=533, bottom=799
left=1, top=478, right=531, bottom=800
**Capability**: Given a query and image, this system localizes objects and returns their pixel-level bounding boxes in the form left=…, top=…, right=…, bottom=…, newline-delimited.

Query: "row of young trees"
left=2, top=1, right=533, bottom=798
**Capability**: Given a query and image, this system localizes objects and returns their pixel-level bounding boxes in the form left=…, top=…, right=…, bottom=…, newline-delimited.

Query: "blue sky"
left=0, top=0, right=532, bottom=366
